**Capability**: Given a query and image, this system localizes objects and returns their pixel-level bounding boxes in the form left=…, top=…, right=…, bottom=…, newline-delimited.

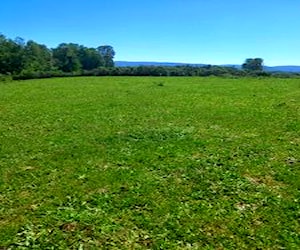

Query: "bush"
left=0, top=74, right=13, bottom=82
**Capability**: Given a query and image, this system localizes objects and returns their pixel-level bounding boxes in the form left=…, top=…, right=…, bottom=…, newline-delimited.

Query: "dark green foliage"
left=97, top=45, right=115, bottom=67
left=22, top=40, right=54, bottom=74
left=52, top=43, right=106, bottom=72
left=78, top=46, right=104, bottom=70
left=0, top=34, right=25, bottom=74
left=0, top=33, right=298, bottom=80
left=52, top=43, right=83, bottom=72
left=242, top=58, right=264, bottom=72
left=0, top=33, right=114, bottom=78
left=0, top=73, right=13, bottom=82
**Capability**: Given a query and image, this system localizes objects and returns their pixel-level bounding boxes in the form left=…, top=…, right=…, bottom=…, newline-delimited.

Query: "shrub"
left=0, top=74, right=13, bottom=82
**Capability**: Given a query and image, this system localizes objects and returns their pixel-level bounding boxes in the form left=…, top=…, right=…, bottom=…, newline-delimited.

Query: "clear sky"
left=1, top=0, right=299, bottom=66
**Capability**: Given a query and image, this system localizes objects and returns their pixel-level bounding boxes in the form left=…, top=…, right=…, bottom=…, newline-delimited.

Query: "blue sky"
left=1, top=0, right=299, bottom=66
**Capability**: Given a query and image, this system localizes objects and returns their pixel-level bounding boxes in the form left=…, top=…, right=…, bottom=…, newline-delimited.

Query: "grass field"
left=0, top=76, right=299, bottom=249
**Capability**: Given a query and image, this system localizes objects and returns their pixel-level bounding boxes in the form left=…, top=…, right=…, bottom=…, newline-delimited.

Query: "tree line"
left=0, top=33, right=299, bottom=81
left=0, top=34, right=115, bottom=79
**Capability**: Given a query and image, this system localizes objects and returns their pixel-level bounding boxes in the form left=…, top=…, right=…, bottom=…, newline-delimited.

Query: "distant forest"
left=0, top=33, right=299, bottom=81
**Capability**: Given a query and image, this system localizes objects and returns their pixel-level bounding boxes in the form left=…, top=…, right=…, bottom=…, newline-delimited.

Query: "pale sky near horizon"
left=1, top=0, right=299, bottom=66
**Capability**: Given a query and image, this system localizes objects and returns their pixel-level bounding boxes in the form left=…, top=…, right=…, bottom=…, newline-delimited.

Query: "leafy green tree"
left=0, top=34, right=25, bottom=74
left=52, top=43, right=82, bottom=72
left=78, top=46, right=104, bottom=70
left=242, top=58, right=264, bottom=71
left=22, top=40, right=53, bottom=73
left=0, top=33, right=117, bottom=78
left=97, top=45, right=115, bottom=67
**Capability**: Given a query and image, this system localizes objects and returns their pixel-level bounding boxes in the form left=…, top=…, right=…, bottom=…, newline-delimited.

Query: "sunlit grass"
left=0, top=76, right=299, bottom=248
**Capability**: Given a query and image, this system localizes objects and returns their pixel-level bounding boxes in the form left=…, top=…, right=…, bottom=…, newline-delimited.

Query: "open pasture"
left=0, top=77, right=299, bottom=249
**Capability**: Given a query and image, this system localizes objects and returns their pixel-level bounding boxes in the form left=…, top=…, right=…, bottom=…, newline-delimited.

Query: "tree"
left=52, top=43, right=82, bottom=72
left=22, top=40, right=53, bottom=73
left=97, top=45, right=115, bottom=67
left=242, top=58, right=264, bottom=72
left=0, top=34, right=25, bottom=74
left=78, top=46, right=104, bottom=70
left=0, top=32, right=117, bottom=78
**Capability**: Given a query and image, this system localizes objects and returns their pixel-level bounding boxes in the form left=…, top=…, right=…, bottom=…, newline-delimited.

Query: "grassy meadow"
left=0, top=76, right=299, bottom=249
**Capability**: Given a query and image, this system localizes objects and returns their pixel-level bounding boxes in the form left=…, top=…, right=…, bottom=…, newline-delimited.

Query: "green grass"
left=0, top=76, right=299, bottom=249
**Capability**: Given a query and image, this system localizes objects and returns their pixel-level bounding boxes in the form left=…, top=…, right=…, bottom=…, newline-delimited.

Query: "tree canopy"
left=97, top=45, right=115, bottom=67
left=0, top=33, right=114, bottom=78
left=2, top=33, right=298, bottom=81
left=242, top=58, right=264, bottom=72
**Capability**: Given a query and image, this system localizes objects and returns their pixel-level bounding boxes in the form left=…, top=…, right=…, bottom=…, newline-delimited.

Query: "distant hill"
left=115, top=61, right=206, bottom=67
left=115, top=61, right=300, bottom=73
left=264, top=66, right=300, bottom=73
